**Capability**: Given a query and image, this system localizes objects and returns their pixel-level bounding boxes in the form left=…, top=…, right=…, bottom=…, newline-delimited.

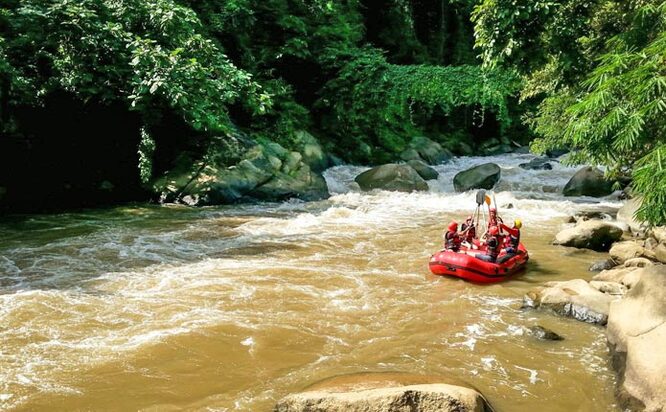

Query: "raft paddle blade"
left=475, top=189, right=486, bottom=205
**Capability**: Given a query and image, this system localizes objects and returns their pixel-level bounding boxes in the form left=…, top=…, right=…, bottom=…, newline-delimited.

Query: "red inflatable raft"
left=429, top=243, right=529, bottom=283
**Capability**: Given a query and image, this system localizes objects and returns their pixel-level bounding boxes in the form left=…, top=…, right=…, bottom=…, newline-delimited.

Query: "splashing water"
left=0, top=154, right=620, bottom=411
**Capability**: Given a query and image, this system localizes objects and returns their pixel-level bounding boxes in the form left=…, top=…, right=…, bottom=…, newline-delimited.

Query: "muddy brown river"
left=0, top=154, right=622, bottom=410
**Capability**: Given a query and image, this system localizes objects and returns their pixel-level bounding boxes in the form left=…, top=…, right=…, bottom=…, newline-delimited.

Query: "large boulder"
left=523, top=279, right=619, bottom=324
left=519, top=157, right=553, bottom=170
left=153, top=133, right=329, bottom=205
left=402, top=136, right=453, bottom=165
left=606, top=266, right=666, bottom=411
left=355, top=164, right=429, bottom=192
left=553, top=220, right=623, bottom=251
left=274, top=373, right=491, bottom=412
left=407, top=160, right=439, bottom=181
left=563, top=167, right=613, bottom=197
left=609, top=241, right=655, bottom=265
left=453, top=163, right=501, bottom=192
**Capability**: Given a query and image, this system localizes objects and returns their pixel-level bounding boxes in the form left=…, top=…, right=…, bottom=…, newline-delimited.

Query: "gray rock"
left=563, top=167, right=613, bottom=197
left=527, top=325, right=564, bottom=341
left=399, top=148, right=423, bottom=163
left=589, top=259, right=616, bottom=272
left=523, top=279, right=619, bottom=325
left=607, top=266, right=666, bottom=411
left=519, top=157, right=553, bottom=170
left=453, top=163, right=501, bottom=192
left=553, top=220, right=623, bottom=251
left=407, top=160, right=439, bottom=181
left=252, top=165, right=329, bottom=201
left=355, top=164, right=428, bottom=192
left=409, top=136, right=453, bottom=165
left=546, top=148, right=568, bottom=158
left=513, top=146, right=531, bottom=154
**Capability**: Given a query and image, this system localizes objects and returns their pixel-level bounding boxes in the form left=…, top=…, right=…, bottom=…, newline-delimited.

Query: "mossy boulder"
left=453, top=163, right=501, bottom=192
left=355, top=164, right=428, bottom=192
left=407, top=160, right=439, bottom=181
left=153, top=133, right=329, bottom=205
left=401, top=136, right=453, bottom=165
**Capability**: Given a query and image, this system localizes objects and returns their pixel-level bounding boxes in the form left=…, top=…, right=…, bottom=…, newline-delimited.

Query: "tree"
left=473, top=0, right=666, bottom=225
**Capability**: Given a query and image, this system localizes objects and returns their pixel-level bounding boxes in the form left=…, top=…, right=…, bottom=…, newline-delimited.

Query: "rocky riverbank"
left=526, top=204, right=666, bottom=411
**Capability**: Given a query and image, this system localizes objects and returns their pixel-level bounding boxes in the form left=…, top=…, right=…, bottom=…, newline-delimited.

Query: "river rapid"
left=0, top=153, right=623, bottom=411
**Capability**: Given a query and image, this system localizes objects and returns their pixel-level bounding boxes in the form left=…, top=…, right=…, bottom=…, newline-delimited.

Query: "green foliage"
left=320, top=48, right=520, bottom=161
left=474, top=0, right=666, bottom=225
left=1, top=0, right=269, bottom=133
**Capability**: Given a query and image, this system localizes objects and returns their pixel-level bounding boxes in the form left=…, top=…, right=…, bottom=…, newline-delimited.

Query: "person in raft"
left=476, top=225, right=501, bottom=262
left=488, top=207, right=503, bottom=227
left=500, top=219, right=522, bottom=257
left=443, top=221, right=461, bottom=252
left=460, top=215, right=476, bottom=245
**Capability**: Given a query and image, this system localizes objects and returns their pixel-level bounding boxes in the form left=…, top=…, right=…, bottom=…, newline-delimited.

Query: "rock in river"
left=553, top=219, right=623, bottom=251
left=274, top=373, right=492, bottom=412
left=400, top=136, right=453, bottom=165
left=523, top=279, right=620, bottom=324
left=527, top=325, right=564, bottom=341
left=563, top=166, right=613, bottom=197
left=519, top=157, right=553, bottom=170
left=355, top=164, right=429, bottom=192
left=609, top=241, right=654, bottom=265
left=607, top=265, right=666, bottom=411
left=453, top=163, right=501, bottom=192
left=407, top=159, right=439, bottom=181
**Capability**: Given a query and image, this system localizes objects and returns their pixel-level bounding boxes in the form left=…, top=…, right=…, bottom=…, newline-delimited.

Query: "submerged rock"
left=274, top=373, right=492, bottom=412
left=589, top=259, right=616, bottom=272
left=519, top=157, right=553, bottom=170
left=453, top=163, right=501, bottom=192
left=407, top=160, right=439, bottom=181
left=527, top=325, right=564, bottom=341
left=606, top=265, right=666, bottom=411
left=563, top=167, right=613, bottom=197
left=553, top=220, right=623, bottom=251
left=355, top=164, right=428, bottom=192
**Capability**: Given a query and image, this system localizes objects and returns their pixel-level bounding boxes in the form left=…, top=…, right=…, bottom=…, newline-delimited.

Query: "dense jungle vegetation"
left=0, top=0, right=664, bottom=224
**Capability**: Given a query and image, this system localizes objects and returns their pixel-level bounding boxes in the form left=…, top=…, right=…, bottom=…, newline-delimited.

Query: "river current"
left=0, top=153, right=622, bottom=410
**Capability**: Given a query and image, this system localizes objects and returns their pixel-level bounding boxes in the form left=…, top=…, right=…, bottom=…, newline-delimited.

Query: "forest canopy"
left=0, top=0, right=664, bottom=223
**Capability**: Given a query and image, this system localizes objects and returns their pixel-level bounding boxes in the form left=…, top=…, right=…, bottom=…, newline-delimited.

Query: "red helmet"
left=489, top=207, right=497, bottom=215
left=448, top=221, right=458, bottom=231
left=489, top=225, right=499, bottom=236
